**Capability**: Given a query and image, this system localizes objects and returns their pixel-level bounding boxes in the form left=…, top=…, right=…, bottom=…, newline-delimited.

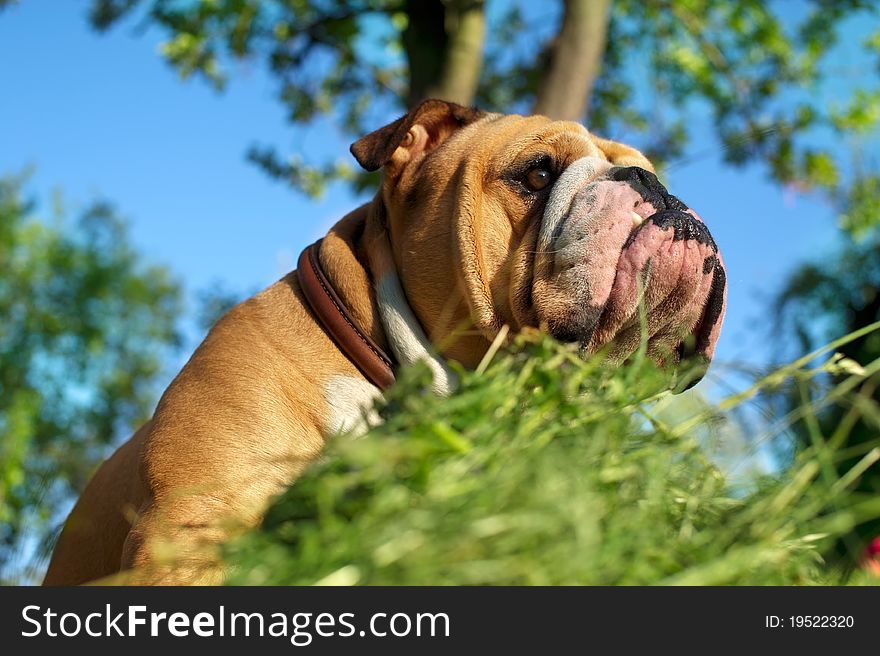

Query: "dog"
left=43, top=100, right=726, bottom=585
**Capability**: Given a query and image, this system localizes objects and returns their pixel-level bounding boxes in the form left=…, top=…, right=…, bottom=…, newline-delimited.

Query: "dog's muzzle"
left=538, top=163, right=727, bottom=382
left=592, top=166, right=726, bottom=367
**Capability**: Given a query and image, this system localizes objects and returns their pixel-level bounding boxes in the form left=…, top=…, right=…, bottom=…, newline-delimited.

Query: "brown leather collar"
left=297, top=239, right=396, bottom=390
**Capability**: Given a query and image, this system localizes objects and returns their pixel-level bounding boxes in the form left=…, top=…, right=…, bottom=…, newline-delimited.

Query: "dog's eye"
left=524, top=167, right=553, bottom=192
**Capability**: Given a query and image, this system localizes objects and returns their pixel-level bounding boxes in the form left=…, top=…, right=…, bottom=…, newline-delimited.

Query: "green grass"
left=223, top=332, right=880, bottom=586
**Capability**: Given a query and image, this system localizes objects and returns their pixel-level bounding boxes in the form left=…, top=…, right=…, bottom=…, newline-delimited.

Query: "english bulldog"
left=43, top=100, right=726, bottom=585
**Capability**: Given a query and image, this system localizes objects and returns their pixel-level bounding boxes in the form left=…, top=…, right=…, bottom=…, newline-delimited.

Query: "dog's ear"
left=350, top=99, right=485, bottom=172
left=591, top=135, right=656, bottom=172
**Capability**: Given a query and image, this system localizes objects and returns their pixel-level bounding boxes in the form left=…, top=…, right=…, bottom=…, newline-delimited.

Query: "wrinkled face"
left=381, top=112, right=726, bottom=378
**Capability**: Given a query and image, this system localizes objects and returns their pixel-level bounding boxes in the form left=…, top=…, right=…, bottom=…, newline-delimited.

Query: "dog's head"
left=351, top=100, right=726, bottom=382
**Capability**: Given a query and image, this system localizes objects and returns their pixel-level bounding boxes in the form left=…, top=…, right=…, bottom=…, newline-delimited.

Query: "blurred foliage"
left=86, top=0, right=880, bottom=238
left=775, top=235, right=880, bottom=552
left=195, top=283, right=247, bottom=333
left=224, top=333, right=880, bottom=585
left=839, top=174, right=880, bottom=237
left=0, top=175, right=182, bottom=583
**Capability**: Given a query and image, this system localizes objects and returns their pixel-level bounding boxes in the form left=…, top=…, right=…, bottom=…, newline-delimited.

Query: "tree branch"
left=429, top=0, right=485, bottom=105
left=533, top=0, right=612, bottom=121
left=404, top=0, right=485, bottom=107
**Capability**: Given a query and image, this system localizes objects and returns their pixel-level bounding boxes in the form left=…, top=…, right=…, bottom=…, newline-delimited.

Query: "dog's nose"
left=610, top=166, right=688, bottom=213
left=614, top=166, right=719, bottom=253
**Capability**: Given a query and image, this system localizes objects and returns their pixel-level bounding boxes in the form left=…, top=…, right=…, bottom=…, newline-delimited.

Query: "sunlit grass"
left=223, top=330, right=880, bottom=586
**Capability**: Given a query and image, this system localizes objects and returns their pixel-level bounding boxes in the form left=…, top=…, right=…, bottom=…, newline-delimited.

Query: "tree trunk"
left=403, top=0, right=486, bottom=108
left=533, top=0, right=612, bottom=121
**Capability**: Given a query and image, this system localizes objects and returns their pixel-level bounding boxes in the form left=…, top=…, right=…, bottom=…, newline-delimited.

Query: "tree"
left=0, top=175, right=182, bottom=583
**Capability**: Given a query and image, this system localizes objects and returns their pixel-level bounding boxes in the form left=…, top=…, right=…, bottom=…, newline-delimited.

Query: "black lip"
left=623, top=209, right=718, bottom=253
left=693, top=263, right=727, bottom=355
left=611, top=166, right=689, bottom=211
left=674, top=249, right=727, bottom=389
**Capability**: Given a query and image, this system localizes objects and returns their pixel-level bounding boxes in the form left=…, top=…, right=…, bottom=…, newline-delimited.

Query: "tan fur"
left=43, top=109, right=653, bottom=585
left=383, top=114, right=652, bottom=366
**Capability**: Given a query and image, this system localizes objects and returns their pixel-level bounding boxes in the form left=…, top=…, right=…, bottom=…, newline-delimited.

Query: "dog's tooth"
left=631, top=211, right=644, bottom=227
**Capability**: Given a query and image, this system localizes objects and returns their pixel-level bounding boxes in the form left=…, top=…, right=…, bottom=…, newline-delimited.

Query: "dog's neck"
left=317, top=202, right=454, bottom=395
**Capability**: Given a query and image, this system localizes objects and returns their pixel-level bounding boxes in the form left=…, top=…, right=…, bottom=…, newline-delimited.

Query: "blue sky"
left=0, top=1, right=865, bottom=396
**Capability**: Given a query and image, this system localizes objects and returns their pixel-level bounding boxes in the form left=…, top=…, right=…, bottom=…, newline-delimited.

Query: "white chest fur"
left=322, top=374, right=383, bottom=438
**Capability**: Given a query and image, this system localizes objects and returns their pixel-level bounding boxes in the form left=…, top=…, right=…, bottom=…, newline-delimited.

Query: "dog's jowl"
left=43, top=100, right=726, bottom=585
